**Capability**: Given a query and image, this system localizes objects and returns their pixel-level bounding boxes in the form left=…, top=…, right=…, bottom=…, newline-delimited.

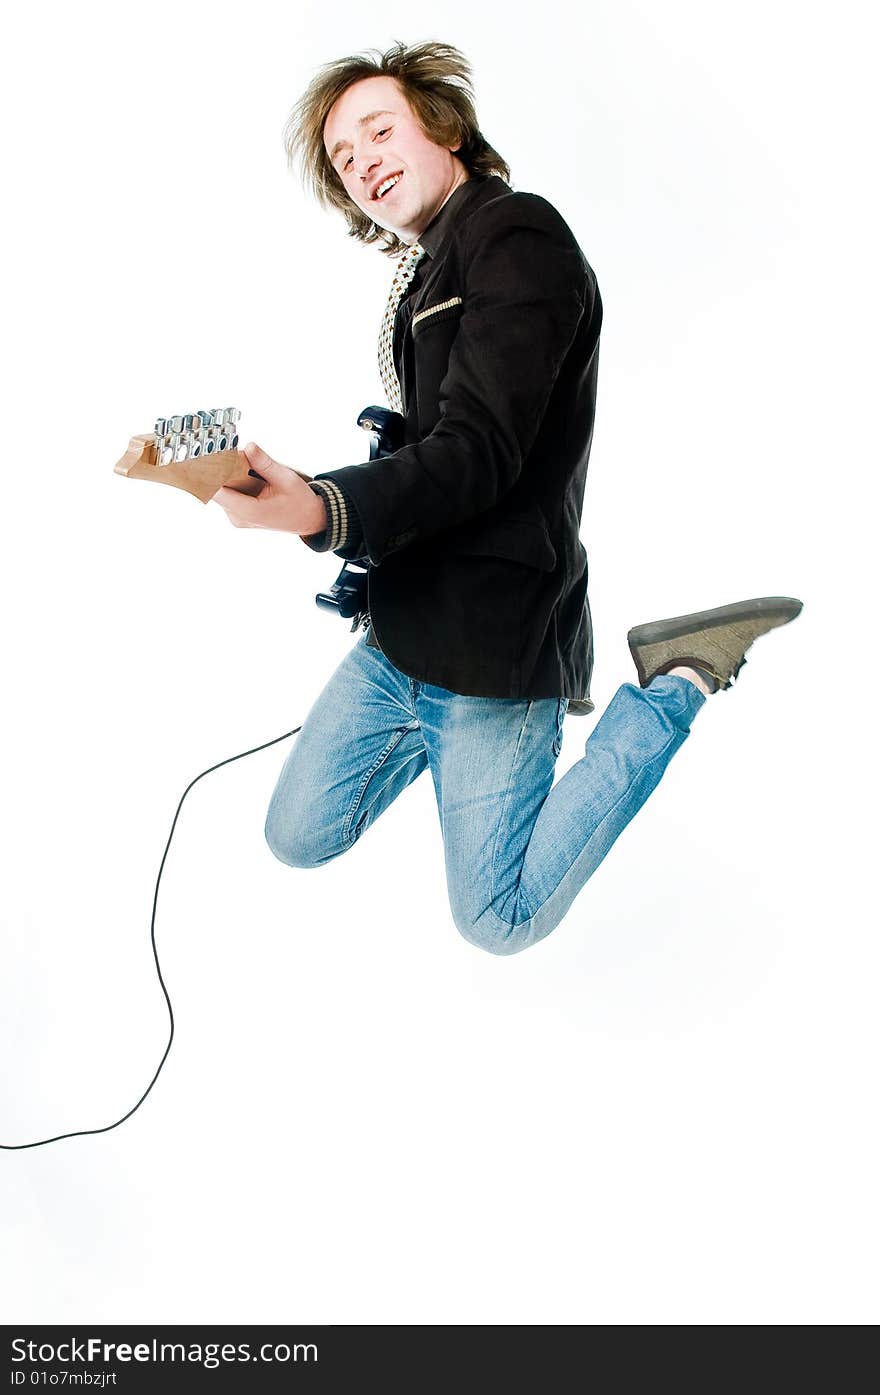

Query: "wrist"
left=300, top=488, right=331, bottom=538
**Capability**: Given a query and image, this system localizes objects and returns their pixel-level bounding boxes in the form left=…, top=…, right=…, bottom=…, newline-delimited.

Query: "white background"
left=1, top=0, right=877, bottom=1325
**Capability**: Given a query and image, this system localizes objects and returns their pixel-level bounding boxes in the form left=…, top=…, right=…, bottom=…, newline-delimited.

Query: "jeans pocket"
left=552, top=697, right=568, bottom=757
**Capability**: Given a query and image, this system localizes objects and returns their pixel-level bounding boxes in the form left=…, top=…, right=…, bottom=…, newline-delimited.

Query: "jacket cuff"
left=300, top=477, right=366, bottom=558
left=300, top=480, right=351, bottom=554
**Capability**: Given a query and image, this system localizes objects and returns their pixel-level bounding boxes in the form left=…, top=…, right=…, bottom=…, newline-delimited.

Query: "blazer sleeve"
left=311, top=194, right=591, bottom=565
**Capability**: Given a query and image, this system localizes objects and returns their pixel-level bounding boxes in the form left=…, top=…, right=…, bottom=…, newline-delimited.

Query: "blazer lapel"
left=399, top=176, right=511, bottom=408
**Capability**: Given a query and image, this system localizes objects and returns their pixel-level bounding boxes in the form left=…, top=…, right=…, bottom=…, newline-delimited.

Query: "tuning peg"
left=206, top=409, right=226, bottom=452
left=222, top=408, right=240, bottom=449
left=153, top=416, right=175, bottom=466
left=214, top=408, right=239, bottom=452
left=179, top=414, right=200, bottom=459
left=154, top=418, right=170, bottom=466
left=188, top=411, right=201, bottom=453
left=165, top=415, right=186, bottom=460
left=195, top=410, right=215, bottom=453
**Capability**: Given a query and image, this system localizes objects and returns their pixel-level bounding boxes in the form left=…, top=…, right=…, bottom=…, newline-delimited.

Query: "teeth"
left=374, top=173, right=401, bottom=200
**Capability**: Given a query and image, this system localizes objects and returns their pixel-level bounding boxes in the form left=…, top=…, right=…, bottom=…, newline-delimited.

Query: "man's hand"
left=212, top=443, right=328, bottom=536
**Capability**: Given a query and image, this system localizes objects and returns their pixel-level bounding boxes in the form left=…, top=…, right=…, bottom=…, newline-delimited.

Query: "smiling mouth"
left=373, top=171, right=403, bottom=201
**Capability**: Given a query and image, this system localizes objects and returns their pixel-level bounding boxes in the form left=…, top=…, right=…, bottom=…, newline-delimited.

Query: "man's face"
left=324, top=75, right=469, bottom=244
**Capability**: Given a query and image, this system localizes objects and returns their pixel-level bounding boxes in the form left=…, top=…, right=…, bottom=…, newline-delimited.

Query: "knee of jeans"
left=264, top=806, right=340, bottom=869
left=450, top=901, right=525, bottom=957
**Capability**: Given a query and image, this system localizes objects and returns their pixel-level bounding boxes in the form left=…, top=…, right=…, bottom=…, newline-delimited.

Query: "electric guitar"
left=114, top=405, right=405, bottom=627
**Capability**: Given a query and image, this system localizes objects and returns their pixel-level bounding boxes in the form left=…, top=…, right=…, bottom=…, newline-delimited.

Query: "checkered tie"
left=378, top=241, right=425, bottom=413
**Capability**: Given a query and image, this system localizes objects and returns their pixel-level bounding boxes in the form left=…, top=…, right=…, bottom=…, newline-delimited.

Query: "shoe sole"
left=627, top=595, right=803, bottom=647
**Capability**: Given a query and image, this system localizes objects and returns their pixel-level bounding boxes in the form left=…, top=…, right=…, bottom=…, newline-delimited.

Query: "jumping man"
left=213, top=42, right=801, bottom=955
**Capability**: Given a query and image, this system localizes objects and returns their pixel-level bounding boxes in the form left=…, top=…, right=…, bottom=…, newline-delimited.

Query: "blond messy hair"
left=284, top=40, right=510, bottom=257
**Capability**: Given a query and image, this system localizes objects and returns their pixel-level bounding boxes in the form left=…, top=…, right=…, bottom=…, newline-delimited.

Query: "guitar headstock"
left=114, top=408, right=263, bottom=504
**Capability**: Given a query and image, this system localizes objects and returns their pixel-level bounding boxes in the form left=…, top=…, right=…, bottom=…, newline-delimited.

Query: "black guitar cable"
left=1, top=724, right=301, bottom=1151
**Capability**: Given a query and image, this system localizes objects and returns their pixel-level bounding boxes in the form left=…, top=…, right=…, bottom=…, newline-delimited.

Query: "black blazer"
left=316, top=175, right=602, bottom=707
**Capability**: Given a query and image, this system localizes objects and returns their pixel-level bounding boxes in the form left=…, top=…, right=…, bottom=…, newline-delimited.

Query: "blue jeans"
left=265, top=636, right=705, bottom=955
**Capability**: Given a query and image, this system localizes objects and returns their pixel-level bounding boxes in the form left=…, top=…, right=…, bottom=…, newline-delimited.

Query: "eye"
left=338, top=125, right=390, bottom=175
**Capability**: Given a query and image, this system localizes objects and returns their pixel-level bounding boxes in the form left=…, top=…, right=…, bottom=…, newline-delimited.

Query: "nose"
left=353, top=144, right=381, bottom=181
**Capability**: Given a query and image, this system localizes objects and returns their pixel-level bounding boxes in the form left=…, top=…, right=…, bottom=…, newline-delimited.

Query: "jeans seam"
left=342, top=724, right=418, bottom=847
left=496, top=721, right=685, bottom=940
left=553, top=696, right=568, bottom=756
left=489, top=702, right=535, bottom=919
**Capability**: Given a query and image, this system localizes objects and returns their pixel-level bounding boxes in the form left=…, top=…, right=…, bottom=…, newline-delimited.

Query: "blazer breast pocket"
left=410, top=298, right=464, bottom=435
left=411, top=296, right=463, bottom=338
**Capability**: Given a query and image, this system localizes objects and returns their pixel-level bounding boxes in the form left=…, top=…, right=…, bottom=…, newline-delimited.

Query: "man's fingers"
left=213, top=486, right=264, bottom=524
left=247, top=456, right=293, bottom=486
left=212, top=445, right=315, bottom=534
left=232, top=441, right=311, bottom=488
left=241, top=441, right=280, bottom=476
